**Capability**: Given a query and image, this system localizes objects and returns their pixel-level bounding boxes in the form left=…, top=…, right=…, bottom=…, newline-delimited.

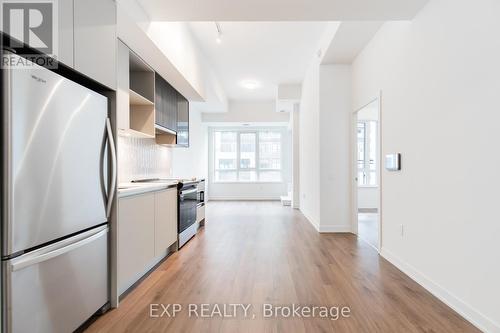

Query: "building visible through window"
left=357, top=121, right=377, bottom=186
left=213, top=129, right=282, bottom=182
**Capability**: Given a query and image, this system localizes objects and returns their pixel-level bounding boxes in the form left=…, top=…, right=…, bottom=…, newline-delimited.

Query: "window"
left=357, top=121, right=377, bottom=186
left=258, top=131, right=281, bottom=181
left=213, top=129, right=282, bottom=182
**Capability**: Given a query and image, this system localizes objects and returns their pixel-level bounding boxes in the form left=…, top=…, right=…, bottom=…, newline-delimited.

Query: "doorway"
left=353, top=98, right=381, bottom=250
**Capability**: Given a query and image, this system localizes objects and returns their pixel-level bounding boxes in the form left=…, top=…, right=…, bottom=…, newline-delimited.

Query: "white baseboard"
left=299, top=210, right=352, bottom=233
left=381, top=248, right=500, bottom=333
left=318, top=225, right=352, bottom=233
left=208, top=197, right=280, bottom=201
left=300, top=209, right=320, bottom=231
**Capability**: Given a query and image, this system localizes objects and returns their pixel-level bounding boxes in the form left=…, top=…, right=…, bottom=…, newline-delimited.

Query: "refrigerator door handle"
left=3, top=53, right=13, bottom=256
left=10, top=226, right=108, bottom=272
left=106, top=118, right=117, bottom=218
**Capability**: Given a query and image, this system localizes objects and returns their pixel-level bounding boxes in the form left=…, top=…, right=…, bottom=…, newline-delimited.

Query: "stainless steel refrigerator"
left=1, top=53, right=117, bottom=332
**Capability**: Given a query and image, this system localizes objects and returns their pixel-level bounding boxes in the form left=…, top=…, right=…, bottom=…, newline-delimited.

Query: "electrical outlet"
left=399, top=224, right=404, bottom=237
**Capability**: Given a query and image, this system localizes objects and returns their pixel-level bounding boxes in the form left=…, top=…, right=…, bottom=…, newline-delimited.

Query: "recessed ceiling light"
left=240, top=80, right=260, bottom=90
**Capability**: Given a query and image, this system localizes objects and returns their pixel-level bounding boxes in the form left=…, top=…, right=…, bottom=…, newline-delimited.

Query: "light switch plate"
left=385, top=153, right=401, bottom=171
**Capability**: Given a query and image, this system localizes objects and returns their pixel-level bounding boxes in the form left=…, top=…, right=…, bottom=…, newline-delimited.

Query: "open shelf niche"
left=155, top=126, right=177, bottom=145
left=129, top=50, right=155, bottom=138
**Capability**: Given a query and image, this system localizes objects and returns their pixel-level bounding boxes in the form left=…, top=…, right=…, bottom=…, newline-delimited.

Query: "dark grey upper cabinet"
left=154, top=73, right=190, bottom=146
left=176, top=95, right=189, bottom=147
left=155, top=73, right=178, bottom=132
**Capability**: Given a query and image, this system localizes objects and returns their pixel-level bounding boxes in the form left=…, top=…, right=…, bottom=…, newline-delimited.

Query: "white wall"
left=298, top=23, right=341, bottom=229
left=208, top=182, right=287, bottom=200
left=319, top=65, right=352, bottom=232
left=352, top=0, right=500, bottom=330
left=190, top=62, right=228, bottom=113
left=116, top=0, right=150, bottom=30
left=291, top=104, right=300, bottom=208
left=299, top=61, right=321, bottom=227
left=171, top=108, right=208, bottom=180
left=202, top=100, right=289, bottom=123
left=358, top=187, right=379, bottom=209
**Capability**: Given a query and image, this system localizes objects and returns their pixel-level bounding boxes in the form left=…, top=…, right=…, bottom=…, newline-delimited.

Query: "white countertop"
left=117, top=181, right=178, bottom=198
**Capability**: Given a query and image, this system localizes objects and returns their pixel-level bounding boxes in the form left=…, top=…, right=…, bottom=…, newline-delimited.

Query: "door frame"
left=351, top=91, right=383, bottom=252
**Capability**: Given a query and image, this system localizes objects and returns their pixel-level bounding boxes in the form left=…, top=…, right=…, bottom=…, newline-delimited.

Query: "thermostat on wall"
left=385, top=153, right=401, bottom=171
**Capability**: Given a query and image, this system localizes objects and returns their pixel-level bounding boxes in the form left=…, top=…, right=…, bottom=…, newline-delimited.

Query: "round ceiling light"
left=240, top=80, right=260, bottom=90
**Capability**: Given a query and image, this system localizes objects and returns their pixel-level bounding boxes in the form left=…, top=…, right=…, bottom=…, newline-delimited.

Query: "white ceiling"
left=321, top=22, right=384, bottom=64
left=138, top=0, right=428, bottom=21
left=188, top=22, right=327, bottom=100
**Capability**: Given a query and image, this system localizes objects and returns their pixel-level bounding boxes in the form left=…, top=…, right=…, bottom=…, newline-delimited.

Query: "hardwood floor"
left=86, top=201, right=479, bottom=333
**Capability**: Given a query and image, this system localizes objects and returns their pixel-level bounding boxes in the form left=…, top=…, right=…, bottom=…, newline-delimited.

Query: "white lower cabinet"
left=154, top=189, right=178, bottom=256
left=118, top=192, right=155, bottom=294
left=118, top=189, right=177, bottom=294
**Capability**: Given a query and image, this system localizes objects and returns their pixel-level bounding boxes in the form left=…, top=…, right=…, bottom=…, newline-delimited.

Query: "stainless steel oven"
left=178, top=184, right=199, bottom=247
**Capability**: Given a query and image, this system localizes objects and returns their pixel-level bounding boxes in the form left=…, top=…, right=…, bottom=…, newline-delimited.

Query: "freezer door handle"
left=106, top=118, right=117, bottom=218
left=10, top=226, right=108, bottom=272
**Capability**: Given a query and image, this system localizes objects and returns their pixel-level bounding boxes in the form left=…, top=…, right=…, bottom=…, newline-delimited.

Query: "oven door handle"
left=180, top=188, right=197, bottom=196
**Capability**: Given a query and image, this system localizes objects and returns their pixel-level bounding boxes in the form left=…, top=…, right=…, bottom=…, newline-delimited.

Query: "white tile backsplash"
left=118, top=136, right=172, bottom=183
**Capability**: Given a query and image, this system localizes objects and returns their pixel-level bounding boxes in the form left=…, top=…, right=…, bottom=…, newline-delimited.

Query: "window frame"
left=357, top=120, right=378, bottom=188
left=212, top=128, right=283, bottom=184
